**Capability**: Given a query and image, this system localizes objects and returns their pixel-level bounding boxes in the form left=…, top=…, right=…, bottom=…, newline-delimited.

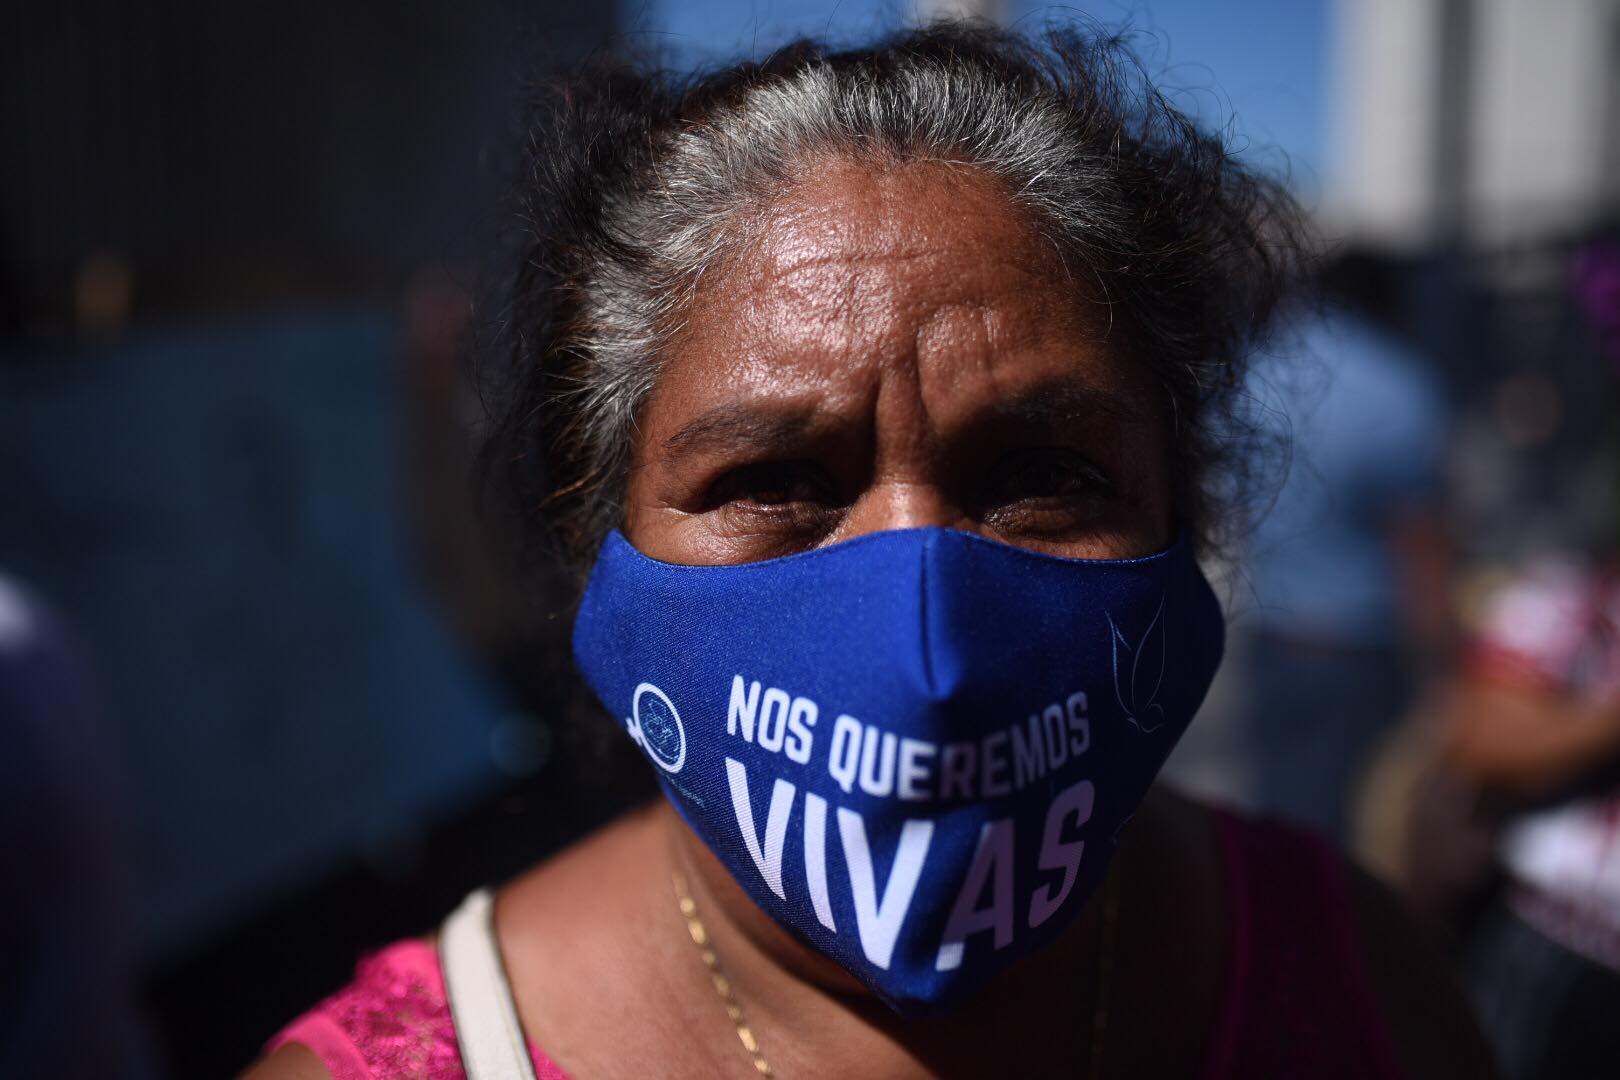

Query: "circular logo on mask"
left=633, top=682, right=686, bottom=774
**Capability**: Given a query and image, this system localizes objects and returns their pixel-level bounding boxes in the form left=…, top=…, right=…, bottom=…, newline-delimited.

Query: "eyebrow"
left=660, top=404, right=829, bottom=459
left=979, top=380, right=1149, bottom=430
left=658, top=378, right=1148, bottom=460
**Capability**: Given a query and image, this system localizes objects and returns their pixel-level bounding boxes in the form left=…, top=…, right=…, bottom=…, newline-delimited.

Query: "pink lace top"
left=268, top=810, right=1405, bottom=1079
left=268, top=940, right=570, bottom=1080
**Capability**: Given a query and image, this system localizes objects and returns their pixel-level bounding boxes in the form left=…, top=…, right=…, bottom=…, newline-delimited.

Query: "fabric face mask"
left=572, top=527, right=1225, bottom=1013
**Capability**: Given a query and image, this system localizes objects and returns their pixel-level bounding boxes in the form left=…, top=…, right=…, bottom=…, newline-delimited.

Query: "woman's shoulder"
left=243, top=805, right=665, bottom=1080
left=243, top=938, right=457, bottom=1080
left=1187, top=795, right=1497, bottom=1079
left=241, top=1043, right=336, bottom=1080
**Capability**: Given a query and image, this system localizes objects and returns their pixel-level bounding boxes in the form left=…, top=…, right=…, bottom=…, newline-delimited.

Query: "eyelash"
left=983, top=449, right=1112, bottom=505
left=706, top=461, right=841, bottom=517
left=705, top=451, right=1113, bottom=527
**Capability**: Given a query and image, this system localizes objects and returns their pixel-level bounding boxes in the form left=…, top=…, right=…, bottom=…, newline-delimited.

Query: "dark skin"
left=248, top=160, right=1495, bottom=1079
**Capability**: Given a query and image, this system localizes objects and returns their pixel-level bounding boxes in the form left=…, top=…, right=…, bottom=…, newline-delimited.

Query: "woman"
left=249, top=24, right=1494, bottom=1079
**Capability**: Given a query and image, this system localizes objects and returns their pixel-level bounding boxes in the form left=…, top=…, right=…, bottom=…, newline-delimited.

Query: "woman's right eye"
left=707, top=461, right=836, bottom=510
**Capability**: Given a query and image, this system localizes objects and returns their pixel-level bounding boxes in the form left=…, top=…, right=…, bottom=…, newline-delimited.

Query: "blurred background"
left=3, top=1, right=1617, bottom=1077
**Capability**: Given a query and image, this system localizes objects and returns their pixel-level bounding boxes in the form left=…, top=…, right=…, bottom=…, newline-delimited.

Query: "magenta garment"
left=267, top=940, right=570, bottom=1080
left=269, top=809, right=1404, bottom=1079
left=1200, top=808, right=1407, bottom=1080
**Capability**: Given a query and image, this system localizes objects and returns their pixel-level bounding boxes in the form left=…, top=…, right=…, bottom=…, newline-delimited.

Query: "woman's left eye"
left=985, top=449, right=1111, bottom=506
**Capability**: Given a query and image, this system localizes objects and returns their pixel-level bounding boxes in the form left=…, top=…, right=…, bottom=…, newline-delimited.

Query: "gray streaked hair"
left=487, top=22, right=1304, bottom=578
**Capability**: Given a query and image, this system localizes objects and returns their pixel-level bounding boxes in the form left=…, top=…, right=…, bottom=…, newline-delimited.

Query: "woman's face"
left=624, top=159, right=1172, bottom=566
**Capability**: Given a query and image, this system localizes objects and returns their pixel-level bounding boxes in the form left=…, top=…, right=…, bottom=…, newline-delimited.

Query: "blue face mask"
left=572, top=527, right=1225, bottom=1013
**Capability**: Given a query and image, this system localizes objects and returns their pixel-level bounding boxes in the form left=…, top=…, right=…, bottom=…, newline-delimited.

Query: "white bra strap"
left=440, top=889, right=539, bottom=1080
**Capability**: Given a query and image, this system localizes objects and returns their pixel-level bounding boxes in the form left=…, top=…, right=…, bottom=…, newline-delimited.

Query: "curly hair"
left=482, top=21, right=1306, bottom=588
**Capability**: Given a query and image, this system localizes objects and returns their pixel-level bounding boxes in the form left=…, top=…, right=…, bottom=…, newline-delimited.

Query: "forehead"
left=652, top=157, right=1131, bottom=421
left=748, top=157, right=1065, bottom=284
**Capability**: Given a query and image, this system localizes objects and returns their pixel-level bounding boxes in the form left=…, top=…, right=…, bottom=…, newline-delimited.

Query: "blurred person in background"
left=0, top=573, right=159, bottom=1079
left=1445, top=552, right=1620, bottom=1079
left=1242, top=251, right=1452, bottom=844
left=1441, top=239, right=1620, bottom=1080
left=244, top=24, right=1492, bottom=1080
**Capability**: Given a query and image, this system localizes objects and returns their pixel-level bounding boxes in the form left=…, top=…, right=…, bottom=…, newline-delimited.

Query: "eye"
left=707, top=461, right=838, bottom=510
left=985, top=449, right=1111, bottom=506
left=977, top=448, right=1115, bottom=538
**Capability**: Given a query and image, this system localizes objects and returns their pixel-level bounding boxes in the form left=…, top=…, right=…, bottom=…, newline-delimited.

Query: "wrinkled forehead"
left=754, top=157, right=1054, bottom=259
left=659, top=157, right=1125, bottom=408
left=732, top=157, right=1084, bottom=309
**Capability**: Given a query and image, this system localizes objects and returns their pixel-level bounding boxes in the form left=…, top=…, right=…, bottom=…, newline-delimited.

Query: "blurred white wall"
left=1325, top=0, right=1448, bottom=248
left=1469, top=0, right=1620, bottom=244
left=912, top=0, right=1005, bottom=23
left=1327, top=0, right=1620, bottom=251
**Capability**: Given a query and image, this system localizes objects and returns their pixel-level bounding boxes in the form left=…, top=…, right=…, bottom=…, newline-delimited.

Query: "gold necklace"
left=672, top=869, right=776, bottom=1077
left=670, top=864, right=1122, bottom=1079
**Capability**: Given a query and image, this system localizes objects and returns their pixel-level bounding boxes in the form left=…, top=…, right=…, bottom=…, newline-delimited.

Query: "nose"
left=837, top=479, right=973, bottom=540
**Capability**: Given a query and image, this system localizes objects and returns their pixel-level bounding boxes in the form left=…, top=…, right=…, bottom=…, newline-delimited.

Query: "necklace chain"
left=672, top=869, right=776, bottom=1076
left=671, top=864, right=1121, bottom=1079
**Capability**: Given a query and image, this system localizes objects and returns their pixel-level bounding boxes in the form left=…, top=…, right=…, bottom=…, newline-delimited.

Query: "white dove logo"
left=1108, top=595, right=1168, bottom=733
